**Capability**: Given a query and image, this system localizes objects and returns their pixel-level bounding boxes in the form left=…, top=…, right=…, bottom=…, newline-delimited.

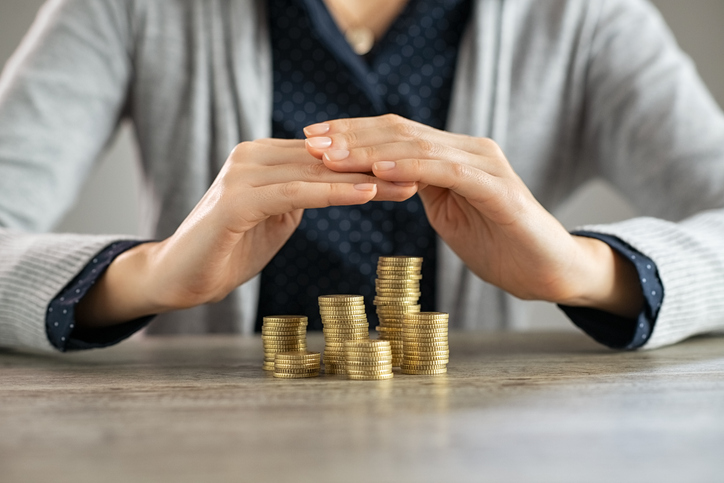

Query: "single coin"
left=404, top=311, right=449, bottom=318
left=346, top=370, right=393, bottom=377
left=274, top=361, right=320, bottom=366
left=318, top=294, right=364, bottom=302
left=263, top=315, right=307, bottom=322
left=401, top=367, right=447, bottom=375
left=348, top=373, right=394, bottom=380
left=273, top=372, right=320, bottom=379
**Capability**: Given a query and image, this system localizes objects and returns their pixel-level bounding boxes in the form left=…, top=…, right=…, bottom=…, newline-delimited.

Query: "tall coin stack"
left=374, top=256, right=423, bottom=367
left=273, top=351, right=321, bottom=379
left=261, top=316, right=308, bottom=371
left=344, top=340, right=393, bottom=380
left=318, top=295, right=369, bottom=374
left=402, top=312, right=449, bottom=375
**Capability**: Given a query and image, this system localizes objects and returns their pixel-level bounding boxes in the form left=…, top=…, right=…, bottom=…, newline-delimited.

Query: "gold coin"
left=402, top=336, right=449, bottom=342
left=273, top=358, right=321, bottom=365
left=318, top=294, right=364, bottom=303
left=378, top=255, right=423, bottom=263
left=345, top=361, right=393, bottom=367
left=275, top=350, right=320, bottom=358
left=404, top=311, right=449, bottom=318
left=376, top=274, right=422, bottom=281
left=402, top=340, right=449, bottom=347
left=261, top=320, right=307, bottom=326
left=319, top=307, right=367, bottom=312
left=347, top=370, right=393, bottom=377
left=344, top=357, right=392, bottom=362
left=273, top=367, right=321, bottom=373
left=273, top=370, right=322, bottom=376
left=401, top=367, right=447, bottom=375
left=273, top=372, right=320, bottom=379
left=263, top=315, right=307, bottom=322
left=403, top=352, right=450, bottom=358
left=343, top=348, right=393, bottom=355
left=343, top=340, right=390, bottom=348
left=378, top=257, right=422, bottom=265
left=376, top=279, right=421, bottom=286
left=403, top=354, right=450, bottom=359
left=348, top=373, right=394, bottom=380
left=401, top=365, right=448, bottom=372
left=402, top=328, right=448, bottom=333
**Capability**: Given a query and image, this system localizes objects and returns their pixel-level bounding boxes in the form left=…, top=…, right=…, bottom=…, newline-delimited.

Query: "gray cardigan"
left=2, top=0, right=724, bottom=352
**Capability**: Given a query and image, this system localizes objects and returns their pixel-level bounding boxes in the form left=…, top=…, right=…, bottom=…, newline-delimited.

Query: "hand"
left=76, top=139, right=417, bottom=327
left=304, top=115, right=643, bottom=317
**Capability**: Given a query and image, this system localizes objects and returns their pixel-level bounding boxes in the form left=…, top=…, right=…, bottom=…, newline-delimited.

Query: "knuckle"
left=393, top=120, right=419, bottom=140
left=415, top=139, right=438, bottom=157
left=229, top=141, right=254, bottom=160
left=360, top=145, right=378, bottom=161
left=279, top=181, right=301, bottom=199
left=337, top=130, right=359, bottom=148
left=304, top=163, right=327, bottom=179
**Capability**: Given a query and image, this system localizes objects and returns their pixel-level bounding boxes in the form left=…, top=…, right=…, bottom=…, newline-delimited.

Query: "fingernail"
left=304, top=123, right=330, bottom=136
left=354, top=183, right=377, bottom=191
left=306, top=137, right=332, bottom=149
left=374, top=161, right=396, bottom=171
left=324, top=149, right=350, bottom=162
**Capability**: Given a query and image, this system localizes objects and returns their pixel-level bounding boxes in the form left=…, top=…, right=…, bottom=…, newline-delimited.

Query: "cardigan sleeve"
left=577, top=0, right=724, bottom=349
left=0, top=0, right=137, bottom=351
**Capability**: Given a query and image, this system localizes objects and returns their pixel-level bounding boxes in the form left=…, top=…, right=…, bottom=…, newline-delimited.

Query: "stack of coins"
left=344, top=340, right=393, bottom=380
left=261, top=316, right=308, bottom=371
left=402, top=312, right=449, bottom=375
left=374, top=256, right=423, bottom=367
left=273, top=351, right=321, bottom=379
left=318, top=295, right=369, bottom=374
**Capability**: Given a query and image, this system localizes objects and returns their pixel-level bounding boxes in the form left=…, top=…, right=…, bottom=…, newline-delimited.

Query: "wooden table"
left=1, top=331, right=723, bottom=483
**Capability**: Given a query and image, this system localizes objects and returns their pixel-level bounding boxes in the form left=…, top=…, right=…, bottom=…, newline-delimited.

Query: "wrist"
left=557, top=236, right=644, bottom=318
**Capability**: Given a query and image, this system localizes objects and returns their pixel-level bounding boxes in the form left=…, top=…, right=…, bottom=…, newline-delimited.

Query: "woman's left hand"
left=303, top=114, right=643, bottom=317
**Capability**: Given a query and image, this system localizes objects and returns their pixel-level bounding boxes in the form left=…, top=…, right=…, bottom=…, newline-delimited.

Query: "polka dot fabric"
left=257, top=0, right=472, bottom=331
left=46, top=241, right=153, bottom=351
left=560, top=232, right=664, bottom=349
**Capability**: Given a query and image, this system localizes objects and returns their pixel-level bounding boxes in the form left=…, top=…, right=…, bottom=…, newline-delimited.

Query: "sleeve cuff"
left=45, top=240, right=154, bottom=352
left=558, top=231, right=664, bottom=350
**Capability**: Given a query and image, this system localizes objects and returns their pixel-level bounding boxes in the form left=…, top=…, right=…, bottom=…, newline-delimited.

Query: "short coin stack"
left=273, top=351, right=321, bottom=378
left=374, top=256, right=423, bottom=367
left=344, top=340, right=393, bottom=380
left=261, top=316, right=308, bottom=371
left=402, top=312, right=449, bottom=375
left=319, top=295, right=369, bottom=374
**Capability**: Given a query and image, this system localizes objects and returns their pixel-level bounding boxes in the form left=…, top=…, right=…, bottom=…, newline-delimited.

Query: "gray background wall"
left=1, top=1, right=723, bottom=330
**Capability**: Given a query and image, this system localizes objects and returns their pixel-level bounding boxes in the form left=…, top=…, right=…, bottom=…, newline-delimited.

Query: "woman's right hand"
left=75, top=139, right=417, bottom=327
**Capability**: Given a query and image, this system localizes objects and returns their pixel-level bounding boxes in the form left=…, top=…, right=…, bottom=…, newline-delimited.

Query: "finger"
left=254, top=138, right=306, bottom=148
left=318, top=140, right=506, bottom=177
left=251, top=182, right=378, bottom=219
left=244, top=163, right=418, bottom=202
left=231, top=142, right=321, bottom=167
left=304, top=114, right=491, bottom=157
left=371, top=158, right=503, bottom=205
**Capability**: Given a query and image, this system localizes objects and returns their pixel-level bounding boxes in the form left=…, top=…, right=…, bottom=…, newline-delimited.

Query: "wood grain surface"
left=1, top=331, right=723, bottom=483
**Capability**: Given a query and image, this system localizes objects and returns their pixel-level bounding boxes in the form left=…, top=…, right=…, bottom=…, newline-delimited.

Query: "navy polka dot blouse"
left=257, top=0, right=472, bottom=331
left=46, top=0, right=664, bottom=351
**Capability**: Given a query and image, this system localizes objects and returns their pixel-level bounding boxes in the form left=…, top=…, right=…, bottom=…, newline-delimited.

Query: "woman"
left=1, top=0, right=723, bottom=352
